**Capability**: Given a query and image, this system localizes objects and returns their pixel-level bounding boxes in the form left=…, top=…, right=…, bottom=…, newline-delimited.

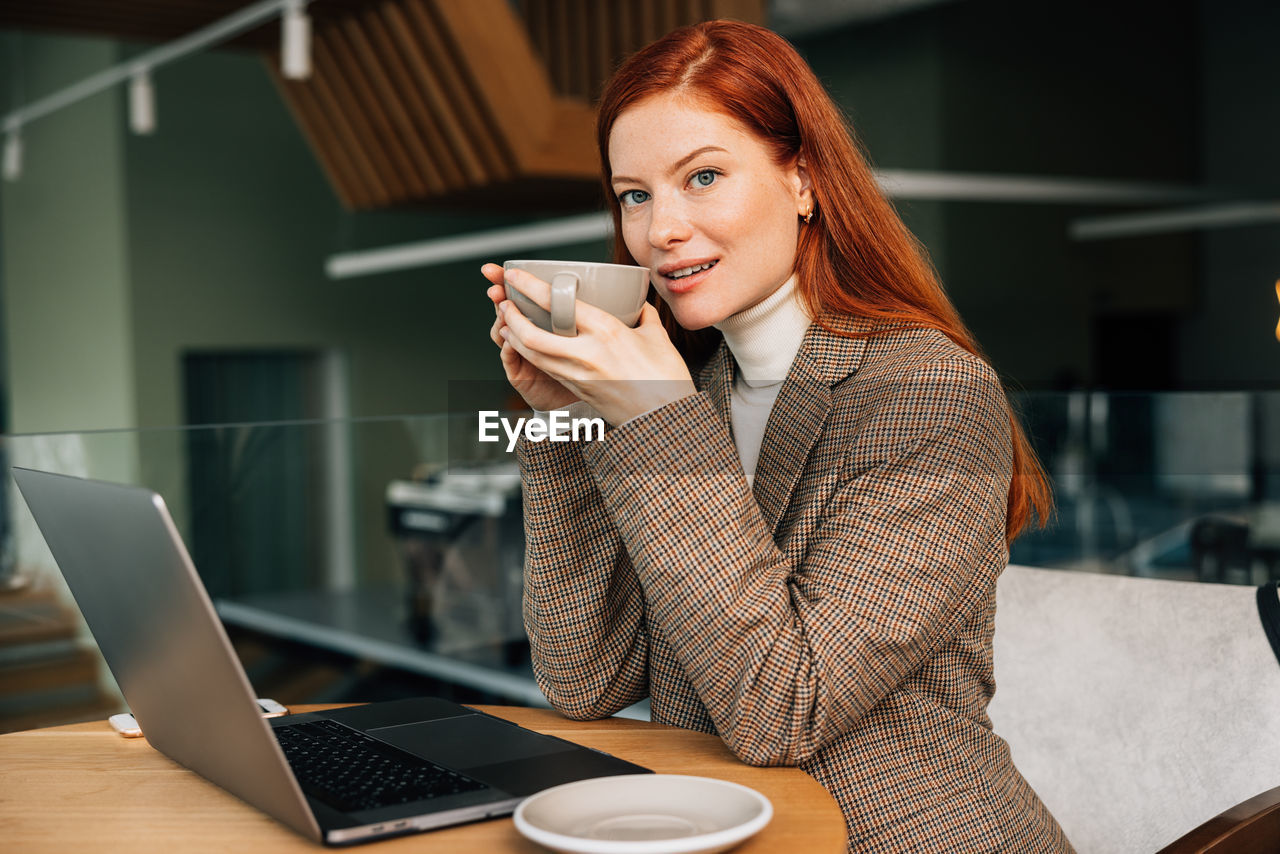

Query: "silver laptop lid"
left=12, top=467, right=321, bottom=842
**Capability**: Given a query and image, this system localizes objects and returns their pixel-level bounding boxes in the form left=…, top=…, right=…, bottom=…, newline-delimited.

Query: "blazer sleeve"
left=577, top=354, right=1014, bottom=766
left=517, top=437, right=650, bottom=718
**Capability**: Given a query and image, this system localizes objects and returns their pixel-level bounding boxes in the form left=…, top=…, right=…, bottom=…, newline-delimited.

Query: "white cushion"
left=989, top=565, right=1280, bottom=853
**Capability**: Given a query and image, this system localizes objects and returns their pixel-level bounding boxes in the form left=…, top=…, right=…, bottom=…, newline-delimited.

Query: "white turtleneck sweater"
left=714, top=273, right=811, bottom=484
left=535, top=275, right=811, bottom=485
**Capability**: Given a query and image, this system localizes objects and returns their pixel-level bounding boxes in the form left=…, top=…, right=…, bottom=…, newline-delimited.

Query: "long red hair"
left=595, top=20, right=1052, bottom=542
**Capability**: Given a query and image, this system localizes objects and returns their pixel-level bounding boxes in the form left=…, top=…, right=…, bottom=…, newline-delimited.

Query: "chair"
left=988, top=566, right=1280, bottom=854
left=1156, top=783, right=1280, bottom=853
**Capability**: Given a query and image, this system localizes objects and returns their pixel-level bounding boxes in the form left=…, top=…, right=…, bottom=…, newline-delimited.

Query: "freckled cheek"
left=621, top=220, right=650, bottom=266
left=695, top=206, right=753, bottom=256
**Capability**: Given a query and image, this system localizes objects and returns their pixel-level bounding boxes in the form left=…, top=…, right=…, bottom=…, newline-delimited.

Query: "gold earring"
left=803, top=209, right=813, bottom=224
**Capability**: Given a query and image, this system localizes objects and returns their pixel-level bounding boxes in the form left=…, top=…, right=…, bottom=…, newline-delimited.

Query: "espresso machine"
left=385, top=464, right=524, bottom=657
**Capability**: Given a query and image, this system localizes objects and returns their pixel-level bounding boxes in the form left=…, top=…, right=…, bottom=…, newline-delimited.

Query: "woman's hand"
left=483, top=264, right=580, bottom=412
left=495, top=267, right=696, bottom=426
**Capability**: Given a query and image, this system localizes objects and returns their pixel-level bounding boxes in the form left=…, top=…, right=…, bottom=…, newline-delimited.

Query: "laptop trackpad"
left=369, top=715, right=573, bottom=771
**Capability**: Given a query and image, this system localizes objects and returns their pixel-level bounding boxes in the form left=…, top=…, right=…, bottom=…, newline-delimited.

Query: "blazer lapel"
left=752, top=351, right=831, bottom=534
left=695, top=341, right=733, bottom=427
left=752, top=317, right=872, bottom=535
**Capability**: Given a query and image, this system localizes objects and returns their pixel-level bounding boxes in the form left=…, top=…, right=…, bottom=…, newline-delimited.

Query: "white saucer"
left=513, top=774, right=773, bottom=854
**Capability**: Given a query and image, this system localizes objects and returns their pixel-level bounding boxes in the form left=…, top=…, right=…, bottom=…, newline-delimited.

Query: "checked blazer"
left=516, top=313, right=1074, bottom=853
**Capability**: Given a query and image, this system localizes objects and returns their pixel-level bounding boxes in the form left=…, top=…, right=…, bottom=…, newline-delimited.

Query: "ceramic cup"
left=504, top=259, right=650, bottom=336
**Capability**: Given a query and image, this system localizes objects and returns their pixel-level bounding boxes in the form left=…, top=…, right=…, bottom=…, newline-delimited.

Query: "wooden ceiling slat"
left=517, top=96, right=599, bottom=179
left=311, top=34, right=407, bottom=204
left=589, top=0, right=605, bottom=96
left=638, top=1, right=656, bottom=47
left=544, top=0, right=560, bottom=81
left=429, top=0, right=563, bottom=170
left=633, top=0, right=650, bottom=54
left=306, top=51, right=395, bottom=207
left=265, top=60, right=367, bottom=210
left=5, top=0, right=760, bottom=209
left=520, top=0, right=538, bottom=61
left=547, top=0, right=569, bottom=95
left=706, top=0, right=767, bottom=21
left=339, top=15, right=446, bottom=196
left=356, top=6, right=467, bottom=193
left=611, top=0, right=632, bottom=69
left=405, top=0, right=513, bottom=181
left=321, top=24, right=430, bottom=199
left=565, top=1, right=577, bottom=95
left=671, top=1, right=684, bottom=34
left=379, top=0, right=489, bottom=186
left=588, top=0, right=611, bottom=100
left=561, top=0, right=579, bottom=99
left=573, top=0, right=591, bottom=100
left=585, top=0, right=600, bottom=97
left=684, top=0, right=702, bottom=27
left=592, top=0, right=611, bottom=95
left=527, top=0, right=552, bottom=77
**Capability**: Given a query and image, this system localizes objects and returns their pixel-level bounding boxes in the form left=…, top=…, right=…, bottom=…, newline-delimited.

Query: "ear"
left=792, top=155, right=813, bottom=213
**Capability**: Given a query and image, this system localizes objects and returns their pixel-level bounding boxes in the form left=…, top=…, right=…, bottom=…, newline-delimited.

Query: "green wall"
left=797, top=0, right=1203, bottom=390
left=121, top=44, right=531, bottom=432
left=1180, top=0, right=1280, bottom=391
left=0, top=35, right=137, bottom=442
left=937, top=0, right=1199, bottom=391
left=1, top=32, right=556, bottom=444
left=0, top=31, right=603, bottom=589
left=799, top=10, right=949, bottom=283
left=7, top=2, right=1269, bottom=448
left=3, top=1, right=1276, bottom=450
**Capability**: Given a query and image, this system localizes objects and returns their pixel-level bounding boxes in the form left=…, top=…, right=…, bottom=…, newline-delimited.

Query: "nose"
left=646, top=196, right=691, bottom=249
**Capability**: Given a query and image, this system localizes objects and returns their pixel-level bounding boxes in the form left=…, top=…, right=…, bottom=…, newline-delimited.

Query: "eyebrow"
left=611, top=145, right=728, bottom=186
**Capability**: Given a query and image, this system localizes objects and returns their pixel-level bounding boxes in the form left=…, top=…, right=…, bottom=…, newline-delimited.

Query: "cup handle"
left=550, top=272, right=579, bottom=336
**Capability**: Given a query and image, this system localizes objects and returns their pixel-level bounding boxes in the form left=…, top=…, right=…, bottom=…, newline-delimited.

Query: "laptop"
left=12, top=467, right=649, bottom=846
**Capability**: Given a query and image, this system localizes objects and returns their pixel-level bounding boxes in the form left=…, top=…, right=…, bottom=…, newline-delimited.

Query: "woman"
left=482, top=20, right=1071, bottom=853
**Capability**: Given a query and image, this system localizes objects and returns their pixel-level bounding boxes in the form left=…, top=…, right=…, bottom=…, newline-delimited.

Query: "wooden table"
left=0, top=704, right=847, bottom=852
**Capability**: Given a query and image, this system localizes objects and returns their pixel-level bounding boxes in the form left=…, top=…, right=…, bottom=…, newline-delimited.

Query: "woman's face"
left=608, top=94, right=811, bottom=330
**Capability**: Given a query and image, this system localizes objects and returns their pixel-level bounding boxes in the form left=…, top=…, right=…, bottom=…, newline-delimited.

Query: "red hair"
left=595, top=20, right=1052, bottom=542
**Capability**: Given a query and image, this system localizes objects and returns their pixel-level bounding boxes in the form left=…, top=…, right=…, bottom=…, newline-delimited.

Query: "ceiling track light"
left=129, top=68, right=156, bottom=135
left=1, top=1, right=311, bottom=182
left=281, top=0, right=312, bottom=81
left=3, top=130, right=21, bottom=182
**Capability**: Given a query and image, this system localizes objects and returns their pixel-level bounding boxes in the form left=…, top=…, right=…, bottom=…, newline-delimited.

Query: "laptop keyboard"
left=274, top=718, right=487, bottom=812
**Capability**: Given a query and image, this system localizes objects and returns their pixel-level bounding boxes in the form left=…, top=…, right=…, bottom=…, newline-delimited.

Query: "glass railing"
left=0, top=414, right=537, bottom=733
left=2, top=392, right=1278, bottom=731
left=1010, top=391, right=1280, bottom=584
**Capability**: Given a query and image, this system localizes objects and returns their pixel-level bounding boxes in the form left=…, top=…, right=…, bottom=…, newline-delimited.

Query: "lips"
left=658, top=258, right=719, bottom=295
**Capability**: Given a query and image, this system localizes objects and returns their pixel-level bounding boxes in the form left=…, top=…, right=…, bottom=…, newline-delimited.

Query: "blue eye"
left=692, top=169, right=718, bottom=188
left=619, top=189, right=650, bottom=207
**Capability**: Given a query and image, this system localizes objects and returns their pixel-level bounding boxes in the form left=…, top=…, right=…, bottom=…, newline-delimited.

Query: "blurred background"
left=0, top=0, right=1277, bottom=732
